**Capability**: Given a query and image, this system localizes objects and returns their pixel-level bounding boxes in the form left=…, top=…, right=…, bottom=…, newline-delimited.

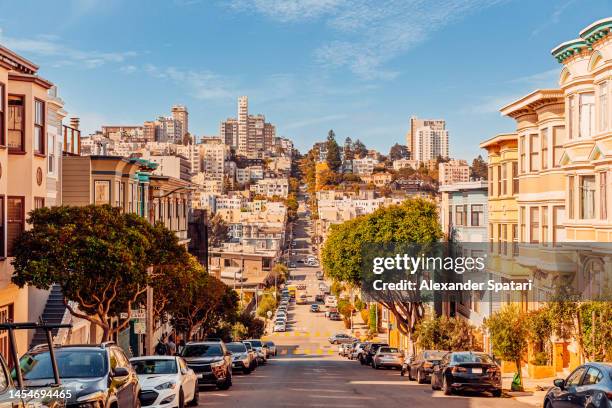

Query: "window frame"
left=530, top=206, right=540, bottom=244
left=600, top=171, right=607, bottom=220
left=529, top=133, right=540, bottom=172
left=7, top=94, right=25, bottom=153
left=541, top=128, right=548, bottom=170
left=598, top=81, right=608, bottom=132
left=6, top=196, right=25, bottom=257
left=0, top=82, right=5, bottom=146
left=579, top=175, right=596, bottom=220
left=34, top=98, right=45, bottom=155
left=0, top=196, right=4, bottom=258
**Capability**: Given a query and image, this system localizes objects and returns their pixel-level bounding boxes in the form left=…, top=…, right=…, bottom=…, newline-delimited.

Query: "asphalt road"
left=198, top=200, right=536, bottom=408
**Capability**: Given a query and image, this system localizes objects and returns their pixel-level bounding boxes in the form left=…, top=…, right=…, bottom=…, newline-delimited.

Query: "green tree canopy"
left=208, top=213, right=229, bottom=247
left=326, top=129, right=342, bottom=172
left=470, top=155, right=488, bottom=180
left=389, top=143, right=409, bottom=160
left=352, top=139, right=367, bottom=159
left=11, top=205, right=188, bottom=341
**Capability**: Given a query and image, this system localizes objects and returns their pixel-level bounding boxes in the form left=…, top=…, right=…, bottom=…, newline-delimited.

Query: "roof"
left=499, top=89, right=563, bottom=117
left=552, top=17, right=612, bottom=63
left=0, top=44, right=39, bottom=73
left=479, top=133, right=518, bottom=149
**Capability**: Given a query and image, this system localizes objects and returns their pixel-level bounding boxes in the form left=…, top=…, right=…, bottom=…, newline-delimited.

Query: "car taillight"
left=606, top=391, right=612, bottom=399
left=452, top=366, right=468, bottom=373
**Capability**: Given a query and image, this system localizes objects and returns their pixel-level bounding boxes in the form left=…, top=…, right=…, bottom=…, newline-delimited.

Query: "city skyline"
left=0, top=0, right=610, bottom=160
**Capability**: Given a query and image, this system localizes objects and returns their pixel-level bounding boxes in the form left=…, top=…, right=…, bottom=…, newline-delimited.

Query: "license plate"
left=471, top=368, right=482, bottom=374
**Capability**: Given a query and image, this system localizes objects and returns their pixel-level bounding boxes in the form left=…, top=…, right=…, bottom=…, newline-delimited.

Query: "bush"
left=256, top=294, right=277, bottom=319
left=354, top=298, right=365, bottom=311
left=369, top=305, right=378, bottom=332
left=231, top=322, right=248, bottom=341
left=530, top=351, right=549, bottom=366
left=414, top=315, right=480, bottom=351
left=360, top=309, right=369, bottom=326
left=337, top=299, right=354, bottom=320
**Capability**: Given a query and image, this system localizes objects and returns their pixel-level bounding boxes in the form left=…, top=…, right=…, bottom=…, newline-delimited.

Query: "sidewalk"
left=502, top=373, right=555, bottom=407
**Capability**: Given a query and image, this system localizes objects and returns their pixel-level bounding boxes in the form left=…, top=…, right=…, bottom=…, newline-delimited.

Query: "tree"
left=168, top=263, right=239, bottom=340
left=470, top=155, right=488, bottom=180
left=208, top=214, right=229, bottom=247
left=11, top=205, right=188, bottom=341
left=325, top=129, right=342, bottom=172
left=389, top=143, right=408, bottom=160
left=256, top=292, right=277, bottom=319
left=321, top=198, right=443, bottom=345
left=352, top=139, right=367, bottom=158
left=484, top=304, right=528, bottom=390
left=343, top=137, right=354, bottom=162
left=414, top=315, right=480, bottom=351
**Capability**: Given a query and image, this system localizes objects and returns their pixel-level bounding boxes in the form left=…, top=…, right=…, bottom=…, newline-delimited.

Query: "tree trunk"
left=515, top=358, right=523, bottom=391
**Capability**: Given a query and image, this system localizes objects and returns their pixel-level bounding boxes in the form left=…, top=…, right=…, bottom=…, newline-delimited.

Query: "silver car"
left=372, top=346, right=403, bottom=369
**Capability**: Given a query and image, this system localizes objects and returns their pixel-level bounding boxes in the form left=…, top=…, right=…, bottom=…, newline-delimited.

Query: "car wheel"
left=408, top=368, right=415, bottom=381
left=417, top=369, right=424, bottom=384
left=442, top=376, right=452, bottom=395
left=372, top=361, right=377, bottom=369
left=178, top=388, right=185, bottom=408
left=243, top=367, right=251, bottom=375
left=400, top=367, right=405, bottom=377
left=491, top=389, right=502, bottom=398
left=189, top=384, right=199, bottom=406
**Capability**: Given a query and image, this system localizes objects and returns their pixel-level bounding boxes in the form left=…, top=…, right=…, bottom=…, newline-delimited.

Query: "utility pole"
left=146, top=266, right=154, bottom=355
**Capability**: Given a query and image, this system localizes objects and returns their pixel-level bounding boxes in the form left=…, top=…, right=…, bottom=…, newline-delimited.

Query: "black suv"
left=19, top=342, right=140, bottom=408
left=360, top=342, right=389, bottom=366
left=181, top=341, right=232, bottom=390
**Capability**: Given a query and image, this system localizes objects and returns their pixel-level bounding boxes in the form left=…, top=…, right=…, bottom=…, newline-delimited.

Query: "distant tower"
left=237, top=96, right=248, bottom=155
left=172, top=105, right=189, bottom=138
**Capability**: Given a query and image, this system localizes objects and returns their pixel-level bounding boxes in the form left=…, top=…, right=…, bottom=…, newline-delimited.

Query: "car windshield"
left=226, top=343, right=247, bottom=353
left=132, top=359, right=177, bottom=375
left=379, top=347, right=399, bottom=353
left=423, top=351, right=447, bottom=360
left=243, top=343, right=253, bottom=350
left=451, top=353, right=494, bottom=364
left=246, top=340, right=263, bottom=347
left=182, top=344, right=223, bottom=357
left=21, top=349, right=107, bottom=380
left=265, top=342, right=274, bottom=347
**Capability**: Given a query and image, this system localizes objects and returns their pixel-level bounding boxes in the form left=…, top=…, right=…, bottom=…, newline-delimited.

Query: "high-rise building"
left=406, top=116, right=449, bottom=161
left=407, top=116, right=449, bottom=162
left=199, top=139, right=229, bottom=181
left=171, top=105, right=189, bottom=139
left=221, top=96, right=276, bottom=157
left=439, top=159, right=470, bottom=185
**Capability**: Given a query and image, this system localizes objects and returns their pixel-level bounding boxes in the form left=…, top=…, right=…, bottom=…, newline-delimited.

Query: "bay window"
left=580, top=175, right=596, bottom=219
left=579, top=93, right=595, bottom=138
left=34, top=99, right=45, bottom=154
left=8, top=95, right=24, bottom=152
left=599, top=82, right=608, bottom=131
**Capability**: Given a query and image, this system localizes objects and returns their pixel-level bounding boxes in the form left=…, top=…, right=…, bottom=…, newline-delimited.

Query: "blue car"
left=544, top=362, right=612, bottom=408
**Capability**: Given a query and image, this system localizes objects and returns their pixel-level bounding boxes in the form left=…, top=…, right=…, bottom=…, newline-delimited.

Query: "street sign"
left=120, top=310, right=146, bottom=319
left=134, top=322, right=146, bottom=334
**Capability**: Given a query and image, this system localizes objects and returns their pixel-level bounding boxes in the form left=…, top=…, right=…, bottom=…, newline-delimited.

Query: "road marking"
left=303, top=348, right=311, bottom=354
left=315, top=348, right=323, bottom=354
left=327, top=350, right=334, bottom=355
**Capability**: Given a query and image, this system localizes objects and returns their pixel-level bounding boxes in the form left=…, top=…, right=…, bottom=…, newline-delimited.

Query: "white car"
left=274, top=322, right=286, bottom=332
left=130, top=356, right=199, bottom=408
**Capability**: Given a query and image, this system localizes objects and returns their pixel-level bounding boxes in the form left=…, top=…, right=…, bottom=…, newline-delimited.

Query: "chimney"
left=70, top=117, right=80, bottom=130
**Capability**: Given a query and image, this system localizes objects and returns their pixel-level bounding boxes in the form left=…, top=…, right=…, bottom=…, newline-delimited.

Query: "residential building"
left=360, top=171, right=393, bottom=187
left=0, top=45, right=57, bottom=356
left=171, top=105, right=189, bottom=139
left=439, top=159, right=470, bottom=185
left=236, top=165, right=264, bottom=184
left=192, top=173, right=224, bottom=194
left=439, top=180, right=488, bottom=242
left=250, top=178, right=289, bottom=198
left=392, top=158, right=419, bottom=171
left=176, top=143, right=200, bottom=175
left=102, top=125, right=146, bottom=142
left=407, top=116, right=449, bottom=162
left=199, top=139, right=228, bottom=181
left=352, top=157, right=378, bottom=175
left=220, top=118, right=238, bottom=147
left=141, top=153, right=192, bottom=181
left=223, top=96, right=276, bottom=157
left=46, top=86, right=67, bottom=206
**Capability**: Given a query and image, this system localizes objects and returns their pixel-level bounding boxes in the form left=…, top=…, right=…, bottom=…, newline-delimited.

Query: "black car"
left=402, top=350, right=448, bottom=383
left=431, top=351, right=501, bottom=397
left=181, top=341, right=233, bottom=390
left=360, top=342, right=389, bottom=366
left=20, top=342, right=141, bottom=408
left=544, top=362, right=612, bottom=408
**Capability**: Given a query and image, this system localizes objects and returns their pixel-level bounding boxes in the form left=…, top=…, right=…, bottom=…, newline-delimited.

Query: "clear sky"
left=1, top=0, right=610, bottom=159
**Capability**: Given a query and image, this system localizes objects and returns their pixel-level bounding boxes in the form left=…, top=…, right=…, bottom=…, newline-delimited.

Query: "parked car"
left=315, top=271, right=324, bottom=280
left=265, top=341, right=277, bottom=357
left=181, top=341, right=233, bottom=390
left=289, top=262, right=297, bottom=268
left=274, top=321, right=286, bottom=332
left=431, top=351, right=501, bottom=397
left=361, top=342, right=389, bottom=366
left=315, top=294, right=325, bottom=302
left=225, top=342, right=253, bottom=375
left=242, top=342, right=258, bottom=371
left=329, top=312, right=341, bottom=321
left=328, top=333, right=355, bottom=344
left=325, top=295, right=337, bottom=307
left=403, top=350, right=448, bottom=383
left=20, top=342, right=140, bottom=408
left=372, top=347, right=403, bottom=370
left=130, top=355, right=199, bottom=407
left=243, top=339, right=267, bottom=363
left=310, top=304, right=320, bottom=313
left=351, top=342, right=369, bottom=361
left=544, top=362, right=612, bottom=408
left=339, top=343, right=354, bottom=357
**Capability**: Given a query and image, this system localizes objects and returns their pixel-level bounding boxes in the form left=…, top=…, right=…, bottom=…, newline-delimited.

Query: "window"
left=541, top=128, right=548, bottom=169
left=530, top=134, right=539, bottom=172
left=8, top=95, right=24, bottom=152
left=553, top=206, right=566, bottom=245
left=497, top=166, right=502, bottom=196
left=501, top=164, right=507, bottom=195
left=34, top=99, right=45, bottom=154
left=566, top=367, right=586, bottom=387
left=512, top=162, right=519, bottom=195
left=471, top=204, right=484, bottom=227
left=568, top=176, right=575, bottom=219
left=497, top=224, right=502, bottom=254
left=489, top=223, right=493, bottom=251
left=34, top=197, right=44, bottom=209
left=512, top=224, right=519, bottom=256
left=520, top=207, right=526, bottom=242
left=488, top=167, right=493, bottom=196
left=119, top=182, right=125, bottom=212
left=579, top=93, right=595, bottom=138
left=568, top=94, right=576, bottom=139
left=519, top=136, right=525, bottom=173
left=0, top=197, right=4, bottom=258
left=7, top=197, right=24, bottom=257
left=530, top=207, right=540, bottom=244
left=502, top=224, right=508, bottom=255
left=0, top=83, right=5, bottom=145
left=598, top=82, right=608, bottom=131
left=94, top=181, right=110, bottom=205
left=553, top=126, right=566, bottom=167
left=580, top=175, right=596, bottom=219
left=47, top=133, right=55, bottom=173
left=455, top=205, right=465, bottom=226
left=582, top=367, right=603, bottom=386
left=542, top=207, right=548, bottom=246
left=600, top=172, right=607, bottom=220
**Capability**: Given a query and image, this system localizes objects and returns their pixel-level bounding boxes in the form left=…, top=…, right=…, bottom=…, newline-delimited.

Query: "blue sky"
left=1, top=0, right=610, bottom=159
